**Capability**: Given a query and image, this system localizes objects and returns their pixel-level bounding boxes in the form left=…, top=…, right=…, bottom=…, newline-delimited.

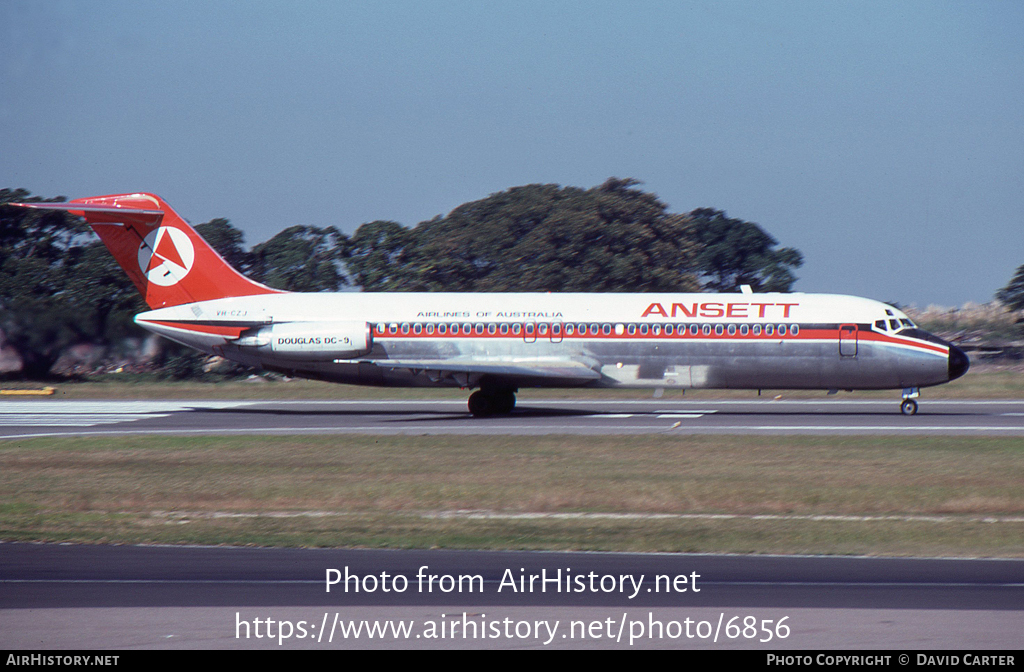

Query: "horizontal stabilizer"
left=10, top=202, right=164, bottom=226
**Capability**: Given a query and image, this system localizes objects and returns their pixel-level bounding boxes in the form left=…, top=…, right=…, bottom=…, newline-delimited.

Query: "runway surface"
left=4, top=399, right=1023, bottom=647
left=3, top=398, right=1024, bottom=438
left=4, top=542, right=1023, bottom=610
left=2, top=543, right=1021, bottom=649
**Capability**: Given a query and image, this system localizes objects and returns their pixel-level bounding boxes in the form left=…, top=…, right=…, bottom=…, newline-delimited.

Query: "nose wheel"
left=900, top=388, right=920, bottom=415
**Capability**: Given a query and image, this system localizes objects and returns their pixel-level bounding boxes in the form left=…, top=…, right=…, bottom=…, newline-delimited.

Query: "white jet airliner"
left=14, top=194, right=969, bottom=416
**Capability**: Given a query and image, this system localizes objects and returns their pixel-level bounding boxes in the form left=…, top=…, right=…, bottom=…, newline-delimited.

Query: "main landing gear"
left=900, top=387, right=920, bottom=416
left=468, top=389, right=517, bottom=417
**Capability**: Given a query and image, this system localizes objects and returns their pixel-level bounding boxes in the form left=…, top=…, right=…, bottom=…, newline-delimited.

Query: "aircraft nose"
left=948, top=345, right=970, bottom=381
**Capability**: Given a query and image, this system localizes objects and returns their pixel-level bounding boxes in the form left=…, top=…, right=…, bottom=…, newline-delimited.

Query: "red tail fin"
left=13, top=193, right=282, bottom=309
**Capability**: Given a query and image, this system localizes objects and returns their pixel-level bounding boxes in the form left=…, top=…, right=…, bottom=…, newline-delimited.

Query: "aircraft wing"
left=369, top=357, right=601, bottom=383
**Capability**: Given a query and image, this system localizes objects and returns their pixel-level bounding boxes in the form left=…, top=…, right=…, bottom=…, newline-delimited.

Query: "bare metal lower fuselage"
left=238, top=335, right=952, bottom=391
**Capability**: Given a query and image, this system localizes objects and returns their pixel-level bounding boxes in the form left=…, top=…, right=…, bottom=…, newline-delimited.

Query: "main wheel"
left=468, top=391, right=493, bottom=417
left=493, top=390, right=516, bottom=415
left=900, top=398, right=918, bottom=416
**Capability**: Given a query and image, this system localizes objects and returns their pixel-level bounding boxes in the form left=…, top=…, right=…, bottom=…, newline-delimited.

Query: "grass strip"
left=1, top=434, right=1021, bottom=556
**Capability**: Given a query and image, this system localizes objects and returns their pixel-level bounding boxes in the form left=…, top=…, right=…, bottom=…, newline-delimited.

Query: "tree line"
left=3, top=178, right=804, bottom=378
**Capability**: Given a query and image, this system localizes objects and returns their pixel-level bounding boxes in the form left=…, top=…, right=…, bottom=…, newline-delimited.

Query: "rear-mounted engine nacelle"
left=235, top=321, right=373, bottom=360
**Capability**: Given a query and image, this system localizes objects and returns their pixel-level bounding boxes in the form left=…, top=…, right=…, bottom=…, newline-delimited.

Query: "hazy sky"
left=3, top=0, right=1022, bottom=307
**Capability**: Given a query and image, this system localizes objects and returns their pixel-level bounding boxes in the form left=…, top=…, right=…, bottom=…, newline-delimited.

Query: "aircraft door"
left=839, top=324, right=858, bottom=357
left=550, top=322, right=563, bottom=343
left=523, top=322, right=537, bottom=343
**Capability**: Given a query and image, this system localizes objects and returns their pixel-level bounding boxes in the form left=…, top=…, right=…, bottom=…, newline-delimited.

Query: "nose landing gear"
left=900, top=388, right=920, bottom=416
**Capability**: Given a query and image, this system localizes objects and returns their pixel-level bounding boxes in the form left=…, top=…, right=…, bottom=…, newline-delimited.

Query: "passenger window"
left=377, top=323, right=386, bottom=335
left=463, top=324, right=472, bottom=335
left=715, top=325, right=724, bottom=336
left=665, top=324, right=674, bottom=336
left=778, top=324, right=787, bottom=336
left=539, top=324, right=549, bottom=336
left=752, top=324, right=761, bottom=336
left=627, top=324, right=636, bottom=336
left=689, top=325, right=699, bottom=336
left=499, top=323, right=509, bottom=335
left=791, top=324, right=799, bottom=336
left=389, top=323, right=399, bottom=334
left=426, top=323, right=434, bottom=335
left=438, top=324, right=447, bottom=335
left=413, top=324, right=422, bottom=335
left=401, top=323, right=411, bottom=334
left=652, top=325, right=661, bottom=336
left=525, top=323, right=535, bottom=335
left=702, top=324, right=712, bottom=336
left=590, top=324, right=600, bottom=336
left=512, top=324, right=522, bottom=335
left=640, top=324, right=649, bottom=336
left=475, top=323, right=484, bottom=335
left=487, top=323, right=497, bottom=335
left=740, top=324, right=749, bottom=336
left=602, top=324, right=612, bottom=335
left=565, top=324, right=574, bottom=336
left=765, top=324, right=774, bottom=336
left=727, top=324, right=737, bottom=335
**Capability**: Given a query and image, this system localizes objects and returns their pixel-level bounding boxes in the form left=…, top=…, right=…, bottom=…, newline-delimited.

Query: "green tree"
left=248, top=225, right=349, bottom=292
left=684, top=208, right=803, bottom=292
left=60, top=241, right=146, bottom=345
left=996, top=265, right=1024, bottom=311
left=345, top=220, right=419, bottom=291
left=0, top=189, right=144, bottom=377
left=346, top=178, right=701, bottom=292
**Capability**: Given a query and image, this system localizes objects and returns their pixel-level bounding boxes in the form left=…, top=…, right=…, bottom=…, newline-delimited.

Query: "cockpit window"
left=875, top=320, right=886, bottom=331
left=889, top=319, right=900, bottom=331
left=900, top=318, right=914, bottom=328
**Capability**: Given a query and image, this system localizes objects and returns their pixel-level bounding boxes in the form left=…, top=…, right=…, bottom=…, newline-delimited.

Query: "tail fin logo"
left=137, top=227, right=195, bottom=287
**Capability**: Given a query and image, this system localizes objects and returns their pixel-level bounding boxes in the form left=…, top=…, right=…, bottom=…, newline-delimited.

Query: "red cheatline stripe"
left=367, top=324, right=948, bottom=356
left=858, top=331, right=947, bottom=355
